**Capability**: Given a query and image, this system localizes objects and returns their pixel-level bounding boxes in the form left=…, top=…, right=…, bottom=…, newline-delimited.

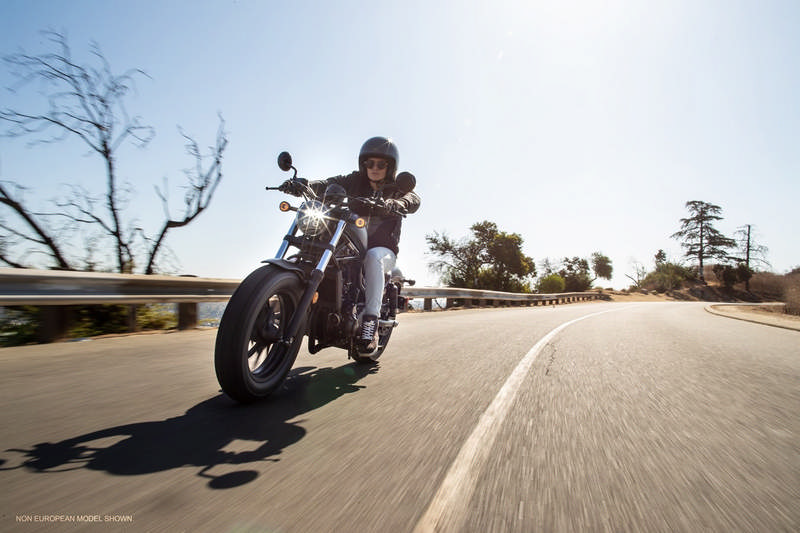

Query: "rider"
left=280, top=136, right=420, bottom=353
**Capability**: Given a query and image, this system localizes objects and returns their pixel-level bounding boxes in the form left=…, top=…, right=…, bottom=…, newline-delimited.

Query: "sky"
left=1, top=0, right=798, bottom=289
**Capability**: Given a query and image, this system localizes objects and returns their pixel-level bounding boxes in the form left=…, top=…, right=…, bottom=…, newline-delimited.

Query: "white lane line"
left=413, top=307, right=627, bottom=533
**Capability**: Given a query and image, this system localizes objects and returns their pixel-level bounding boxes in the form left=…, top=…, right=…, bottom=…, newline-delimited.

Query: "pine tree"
left=671, top=201, right=735, bottom=282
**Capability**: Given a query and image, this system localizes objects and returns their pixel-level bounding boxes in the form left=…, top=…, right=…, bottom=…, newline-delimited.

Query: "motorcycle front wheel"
left=214, top=265, right=305, bottom=403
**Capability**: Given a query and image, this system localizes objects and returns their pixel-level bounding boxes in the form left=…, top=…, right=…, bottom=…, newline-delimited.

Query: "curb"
left=704, top=303, right=800, bottom=332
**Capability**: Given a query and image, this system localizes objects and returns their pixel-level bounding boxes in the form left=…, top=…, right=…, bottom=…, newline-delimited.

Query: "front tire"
left=215, top=265, right=305, bottom=403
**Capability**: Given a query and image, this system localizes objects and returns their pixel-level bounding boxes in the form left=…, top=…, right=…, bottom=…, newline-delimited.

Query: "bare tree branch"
left=145, top=115, right=228, bottom=274
left=2, top=32, right=226, bottom=275
left=0, top=181, right=71, bottom=268
left=1, top=31, right=154, bottom=273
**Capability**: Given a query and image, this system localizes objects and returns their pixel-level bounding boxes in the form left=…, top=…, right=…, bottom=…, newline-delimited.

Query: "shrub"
left=137, top=304, right=178, bottom=330
left=785, top=271, right=800, bottom=315
left=749, top=272, right=786, bottom=299
left=643, top=262, right=695, bottom=293
left=0, top=306, right=40, bottom=347
left=537, top=274, right=565, bottom=293
left=749, top=270, right=800, bottom=315
left=68, top=305, right=131, bottom=338
left=713, top=263, right=753, bottom=290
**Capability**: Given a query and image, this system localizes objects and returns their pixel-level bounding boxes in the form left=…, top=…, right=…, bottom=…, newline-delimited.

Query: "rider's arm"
left=308, top=171, right=360, bottom=197
left=391, top=190, right=421, bottom=214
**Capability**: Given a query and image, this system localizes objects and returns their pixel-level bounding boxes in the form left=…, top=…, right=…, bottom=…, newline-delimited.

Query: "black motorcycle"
left=214, top=151, right=416, bottom=403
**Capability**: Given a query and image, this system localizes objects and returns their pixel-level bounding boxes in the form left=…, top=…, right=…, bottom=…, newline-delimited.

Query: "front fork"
left=280, top=220, right=347, bottom=344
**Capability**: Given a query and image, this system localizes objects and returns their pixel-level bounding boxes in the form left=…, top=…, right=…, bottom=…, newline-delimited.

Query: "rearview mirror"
left=395, top=171, right=416, bottom=194
left=277, top=151, right=293, bottom=172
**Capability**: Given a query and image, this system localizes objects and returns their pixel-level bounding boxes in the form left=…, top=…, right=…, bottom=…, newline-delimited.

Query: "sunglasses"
left=364, top=159, right=388, bottom=170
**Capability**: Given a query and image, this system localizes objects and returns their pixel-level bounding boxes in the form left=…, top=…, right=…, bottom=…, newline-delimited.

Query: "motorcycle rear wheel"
left=214, top=265, right=305, bottom=403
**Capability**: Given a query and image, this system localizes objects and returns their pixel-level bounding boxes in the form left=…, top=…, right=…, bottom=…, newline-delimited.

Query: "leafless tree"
left=0, top=180, right=71, bottom=269
left=734, top=224, right=770, bottom=291
left=0, top=31, right=227, bottom=273
left=625, top=259, right=647, bottom=289
left=145, top=118, right=228, bottom=274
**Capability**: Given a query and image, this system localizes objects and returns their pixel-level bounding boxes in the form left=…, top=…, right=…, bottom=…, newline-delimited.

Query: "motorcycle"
left=214, top=151, right=416, bottom=403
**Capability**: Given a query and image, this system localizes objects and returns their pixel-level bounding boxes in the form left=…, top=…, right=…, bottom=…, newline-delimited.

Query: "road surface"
left=1, top=302, right=797, bottom=532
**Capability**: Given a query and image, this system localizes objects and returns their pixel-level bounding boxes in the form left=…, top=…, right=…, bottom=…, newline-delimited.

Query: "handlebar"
left=267, top=180, right=407, bottom=217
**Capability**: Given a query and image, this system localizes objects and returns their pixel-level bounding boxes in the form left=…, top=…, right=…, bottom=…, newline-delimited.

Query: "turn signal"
left=355, top=217, right=366, bottom=228
left=279, top=201, right=291, bottom=212
left=312, top=292, right=319, bottom=304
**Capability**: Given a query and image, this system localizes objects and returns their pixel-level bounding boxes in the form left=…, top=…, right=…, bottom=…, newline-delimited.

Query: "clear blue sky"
left=1, top=0, right=798, bottom=289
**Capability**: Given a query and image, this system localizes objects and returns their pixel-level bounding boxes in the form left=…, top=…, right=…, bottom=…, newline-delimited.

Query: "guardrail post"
left=178, top=303, right=198, bottom=330
left=423, top=298, right=432, bottom=312
left=38, top=306, right=71, bottom=343
left=127, top=305, right=139, bottom=333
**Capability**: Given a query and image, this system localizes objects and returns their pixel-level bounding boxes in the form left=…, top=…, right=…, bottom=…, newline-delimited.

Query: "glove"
left=348, top=197, right=374, bottom=215
left=384, top=198, right=407, bottom=216
left=278, top=179, right=306, bottom=196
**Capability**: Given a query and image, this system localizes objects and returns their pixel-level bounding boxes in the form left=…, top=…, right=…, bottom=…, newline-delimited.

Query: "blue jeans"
left=363, top=247, right=396, bottom=317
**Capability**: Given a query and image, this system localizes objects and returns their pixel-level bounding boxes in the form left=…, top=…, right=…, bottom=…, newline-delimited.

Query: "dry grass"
left=601, top=290, right=673, bottom=302
left=785, top=274, right=800, bottom=315
left=749, top=271, right=800, bottom=315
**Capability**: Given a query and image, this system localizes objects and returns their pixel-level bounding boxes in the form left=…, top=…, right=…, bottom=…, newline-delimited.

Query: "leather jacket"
left=309, top=170, right=420, bottom=255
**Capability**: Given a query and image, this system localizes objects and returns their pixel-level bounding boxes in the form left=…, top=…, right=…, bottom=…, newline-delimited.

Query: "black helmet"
left=358, top=136, right=398, bottom=180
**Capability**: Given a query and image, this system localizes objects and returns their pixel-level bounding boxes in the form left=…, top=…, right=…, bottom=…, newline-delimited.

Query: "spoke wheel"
left=215, top=266, right=305, bottom=403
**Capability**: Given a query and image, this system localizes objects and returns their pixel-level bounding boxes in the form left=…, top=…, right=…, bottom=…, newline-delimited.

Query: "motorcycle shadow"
left=3, top=362, right=379, bottom=489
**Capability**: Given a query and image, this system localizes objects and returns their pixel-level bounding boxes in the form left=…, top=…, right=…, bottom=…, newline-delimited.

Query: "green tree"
left=536, top=273, right=565, bottom=293
left=558, top=257, right=592, bottom=292
left=426, top=221, right=536, bottom=292
left=591, top=252, right=613, bottom=282
left=671, top=201, right=735, bottom=282
left=555, top=252, right=612, bottom=292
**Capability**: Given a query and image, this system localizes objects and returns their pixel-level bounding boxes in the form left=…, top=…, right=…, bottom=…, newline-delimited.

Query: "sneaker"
left=358, top=315, right=378, bottom=353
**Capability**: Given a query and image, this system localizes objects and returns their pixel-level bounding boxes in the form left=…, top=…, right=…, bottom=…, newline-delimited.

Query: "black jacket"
left=309, top=170, right=420, bottom=255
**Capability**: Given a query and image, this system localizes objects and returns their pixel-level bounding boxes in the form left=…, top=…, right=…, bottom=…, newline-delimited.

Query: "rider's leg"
left=358, top=246, right=396, bottom=352
left=363, top=246, right=397, bottom=317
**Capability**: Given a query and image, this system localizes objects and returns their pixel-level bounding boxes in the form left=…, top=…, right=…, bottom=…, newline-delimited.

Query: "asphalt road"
left=1, top=302, right=797, bottom=532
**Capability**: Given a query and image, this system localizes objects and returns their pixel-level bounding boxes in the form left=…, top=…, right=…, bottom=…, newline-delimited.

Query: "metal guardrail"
left=404, top=286, right=600, bottom=311
left=0, top=268, right=239, bottom=306
left=0, top=268, right=602, bottom=341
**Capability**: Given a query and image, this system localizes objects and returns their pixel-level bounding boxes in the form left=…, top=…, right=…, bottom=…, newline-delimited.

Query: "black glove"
left=348, top=197, right=374, bottom=215
left=278, top=179, right=307, bottom=196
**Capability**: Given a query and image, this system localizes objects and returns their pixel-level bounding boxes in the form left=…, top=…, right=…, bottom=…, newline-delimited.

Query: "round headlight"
left=296, top=200, right=331, bottom=237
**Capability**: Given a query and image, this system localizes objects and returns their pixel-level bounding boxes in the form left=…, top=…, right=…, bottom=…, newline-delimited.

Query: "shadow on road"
left=2, top=362, right=378, bottom=489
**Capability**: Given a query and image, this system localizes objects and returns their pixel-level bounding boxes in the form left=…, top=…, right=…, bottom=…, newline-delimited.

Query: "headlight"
left=296, top=200, right=332, bottom=237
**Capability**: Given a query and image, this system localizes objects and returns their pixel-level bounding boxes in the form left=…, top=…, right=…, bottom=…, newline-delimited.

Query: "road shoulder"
left=705, top=303, right=800, bottom=332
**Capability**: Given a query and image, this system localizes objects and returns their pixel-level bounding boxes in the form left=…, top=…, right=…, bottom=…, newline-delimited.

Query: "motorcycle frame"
left=264, top=215, right=349, bottom=346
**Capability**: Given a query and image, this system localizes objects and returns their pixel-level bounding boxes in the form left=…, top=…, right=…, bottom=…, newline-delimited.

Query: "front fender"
left=261, top=259, right=309, bottom=282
